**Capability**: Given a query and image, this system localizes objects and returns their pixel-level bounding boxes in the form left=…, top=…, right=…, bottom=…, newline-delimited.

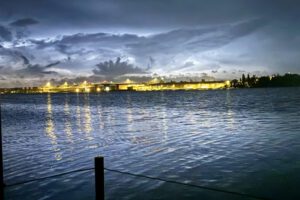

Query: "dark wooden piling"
left=95, top=156, right=104, bottom=200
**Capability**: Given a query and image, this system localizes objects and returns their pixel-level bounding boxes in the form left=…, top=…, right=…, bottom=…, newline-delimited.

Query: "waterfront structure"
left=1, top=79, right=230, bottom=94
left=117, top=80, right=230, bottom=91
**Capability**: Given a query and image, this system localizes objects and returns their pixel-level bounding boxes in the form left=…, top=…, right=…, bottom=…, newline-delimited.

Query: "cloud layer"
left=0, top=0, right=300, bottom=87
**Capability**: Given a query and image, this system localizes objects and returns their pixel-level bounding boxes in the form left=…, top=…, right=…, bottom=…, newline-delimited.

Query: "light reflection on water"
left=45, top=93, right=61, bottom=161
left=75, top=94, right=82, bottom=134
left=2, top=88, right=300, bottom=200
left=64, top=95, right=73, bottom=144
left=83, top=94, right=93, bottom=138
left=225, top=90, right=235, bottom=130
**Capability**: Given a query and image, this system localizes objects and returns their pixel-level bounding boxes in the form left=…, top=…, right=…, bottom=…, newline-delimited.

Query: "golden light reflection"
left=45, top=93, right=62, bottom=160
left=76, top=94, right=82, bottom=133
left=126, top=94, right=133, bottom=132
left=199, top=109, right=212, bottom=129
left=85, top=88, right=91, bottom=93
left=64, top=95, right=73, bottom=143
left=95, top=93, right=105, bottom=129
left=225, top=90, right=235, bottom=130
left=160, top=93, right=168, bottom=141
left=83, top=94, right=93, bottom=139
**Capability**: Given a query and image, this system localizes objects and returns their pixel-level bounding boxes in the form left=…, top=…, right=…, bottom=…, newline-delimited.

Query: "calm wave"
left=2, top=88, right=300, bottom=200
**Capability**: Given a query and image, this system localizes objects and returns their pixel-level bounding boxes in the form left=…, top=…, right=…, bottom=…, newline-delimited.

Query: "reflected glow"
left=76, top=94, right=82, bottom=133
left=198, top=109, right=213, bottom=129
left=126, top=94, right=133, bottom=132
left=83, top=94, right=93, bottom=139
left=160, top=93, right=168, bottom=140
left=64, top=95, right=73, bottom=143
left=225, top=90, right=235, bottom=130
left=45, top=94, right=62, bottom=160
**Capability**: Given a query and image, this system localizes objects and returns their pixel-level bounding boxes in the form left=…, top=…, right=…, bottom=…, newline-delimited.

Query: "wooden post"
left=95, top=156, right=104, bottom=200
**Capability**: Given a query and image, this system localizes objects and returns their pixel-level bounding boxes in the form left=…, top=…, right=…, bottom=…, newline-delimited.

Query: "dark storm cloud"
left=126, top=18, right=267, bottom=69
left=0, top=46, right=28, bottom=64
left=26, top=18, right=266, bottom=70
left=0, top=18, right=38, bottom=42
left=15, top=61, right=60, bottom=78
left=32, top=32, right=142, bottom=49
left=20, top=55, right=30, bottom=65
left=29, top=32, right=143, bottom=63
left=0, top=25, right=12, bottom=41
left=182, top=62, right=195, bottom=69
left=10, top=18, right=39, bottom=27
left=1, top=0, right=299, bottom=30
left=0, top=66, right=7, bottom=81
left=45, top=61, right=60, bottom=68
left=93, top=57, right=147, bottom=80
left=0, top=45, right=60, bottom=80
left=1, top=0, right=300, bottom=86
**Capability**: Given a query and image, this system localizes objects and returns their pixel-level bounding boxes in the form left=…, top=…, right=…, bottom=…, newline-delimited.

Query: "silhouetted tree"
left=232, top=73, right=300, bottom=88
left=242, top=74, right=246, bottom=86
left=231, top=79, right=239, bottom=87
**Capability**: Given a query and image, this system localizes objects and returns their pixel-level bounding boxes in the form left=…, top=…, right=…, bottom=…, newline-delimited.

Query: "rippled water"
left=1, top=88, right=300, bottom=200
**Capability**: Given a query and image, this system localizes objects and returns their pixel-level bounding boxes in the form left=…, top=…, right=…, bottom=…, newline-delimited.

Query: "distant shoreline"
left=1, top=86, right=300, bottom=95
left=0, top=80, right=231, bottom=94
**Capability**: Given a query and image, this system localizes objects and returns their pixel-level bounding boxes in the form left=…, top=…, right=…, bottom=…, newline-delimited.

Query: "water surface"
left=2, top=88, right=300, bottom=200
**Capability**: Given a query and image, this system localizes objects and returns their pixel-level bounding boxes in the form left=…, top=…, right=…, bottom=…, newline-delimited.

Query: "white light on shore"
left=105, top=87, right=110, bottom=92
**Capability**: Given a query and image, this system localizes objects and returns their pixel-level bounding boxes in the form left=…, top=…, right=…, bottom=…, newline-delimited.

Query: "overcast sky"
left=0, top=0, right=300, bottom=87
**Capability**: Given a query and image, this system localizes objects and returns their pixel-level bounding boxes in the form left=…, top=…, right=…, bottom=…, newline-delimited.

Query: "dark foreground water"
left=1, top=88, right=300, bottom=200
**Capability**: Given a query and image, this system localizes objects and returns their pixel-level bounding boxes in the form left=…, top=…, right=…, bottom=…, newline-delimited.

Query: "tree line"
left=231, top=73, right=300, bottom=88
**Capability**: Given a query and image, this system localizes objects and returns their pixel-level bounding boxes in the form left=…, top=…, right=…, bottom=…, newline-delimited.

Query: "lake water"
left=1, top=88, right=300, bottom=200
